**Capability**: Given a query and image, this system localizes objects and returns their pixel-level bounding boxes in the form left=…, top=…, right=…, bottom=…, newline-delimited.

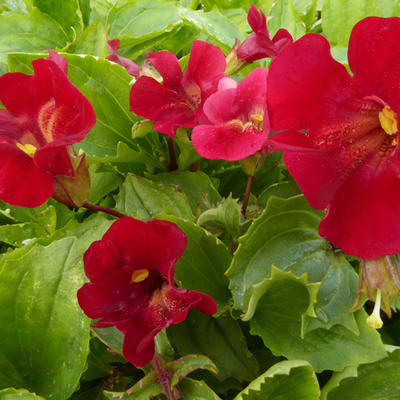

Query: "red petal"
left=83, top=239, right=123, bottom=283
left=46, top=49, right=68, bottom=73
left=348, top=17, right=400, bottom=111
left=147, top=51, right=183, bottom=91
left=183, top=40, right=226, bottom=100
left=103, top=218, right=187, bottom=282
left=202, top=89, right=236, bottom=125
left=192, top=124, right=268, bottom=161
left=271, top=131, right=342, bottom=209
left=319, top=151, right=400, bottom=258
left=130, top=76, right=195, bottom=137
left=34, top=146, right=74, bottom=176
left=247, top=4, right=267, bottom=34
left=0, top=142, right=53, bottom=207
left=267, top=33, right=352, bottom=131
left=119, top=318, right=155, bottom=367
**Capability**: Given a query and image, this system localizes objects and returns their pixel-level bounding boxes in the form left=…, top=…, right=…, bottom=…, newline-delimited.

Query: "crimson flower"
left=129, top=41, right=226, bottom=138
left=0, top=50, right=95, bottom=207
left=267, top=17, right=400, bottom=258
left=77, top=217, right=217, bottom=367
left=192, top=68, right=269, bottom=161
left=106, top=39, right=141, bottom=78
left=237, top=4, right=292, bottom=62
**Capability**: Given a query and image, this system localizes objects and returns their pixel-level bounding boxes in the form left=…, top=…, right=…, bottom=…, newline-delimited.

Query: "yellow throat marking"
left=131, top=269, right=149, bottom=283
left=379, top=105, right=398, bottom=135
left=17, top=142, right=37, bottom=157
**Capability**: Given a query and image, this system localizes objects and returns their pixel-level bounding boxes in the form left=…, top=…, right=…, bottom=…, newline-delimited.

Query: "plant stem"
left=166, top=137, right=178, bottom=171
left=241, top=175, right=254, bottom=216
left=152, top=355, right=176, bottom=400
left=82, top=202, right=125, bottom=219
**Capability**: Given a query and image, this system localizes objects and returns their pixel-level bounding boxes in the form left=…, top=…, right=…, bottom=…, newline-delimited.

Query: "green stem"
left=82, top=202, right=125, bottom=219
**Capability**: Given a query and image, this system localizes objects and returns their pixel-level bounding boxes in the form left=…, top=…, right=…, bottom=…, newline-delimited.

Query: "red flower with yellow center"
left=267, top=17, right=400, bottom=258
left=0, top=50, right=95, bottom=207
left=77, top=217, right=217, bottom=367
left=129, top=41, right=226, bottom=138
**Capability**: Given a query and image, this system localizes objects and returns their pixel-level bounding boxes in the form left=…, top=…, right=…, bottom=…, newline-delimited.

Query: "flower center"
left=131, top=268, right=149, bottom=283
left=16, top=142, right=37, bottom=157
left=250, top=111, right=264, bottom=131
left=379, top=105, right=398, bottom=136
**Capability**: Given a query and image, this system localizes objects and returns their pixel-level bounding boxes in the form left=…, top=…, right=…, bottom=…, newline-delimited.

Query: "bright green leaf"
left=322, top=0, right=400, bottom=46
left=66, top=20, right=109, bottom=57
left=0, top=218, right=111, bottom=399
left=116, top=174, right=194, bottom=221
left=167, top=310, right=259, bottom=382
left=234, top=360, right=320, bottom=400
left=179, top=378, right=222, bottom=400
left=0, top=388, right=44, bottom=399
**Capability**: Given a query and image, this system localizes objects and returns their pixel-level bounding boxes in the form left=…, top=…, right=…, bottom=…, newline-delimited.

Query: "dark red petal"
left=183, top=41, right=226, bottom=99
left=267, top=33, right=351, bottom=131
left=0, top=110, right=25, bottom=139
left=119, top=319, right=155, bottom=367
left=147, top=51, right=182, bottom=90
left=77, top=282, right=125, bottom=319
left=83, top=239, right=122, bottom=283
left=348, top=17, right=400, bottom=111
left=271, top=131, right=342, bottom=209
left=318, top=151, right=400, bottom=258
left=130, top=76, right=195, bottom=137
left=0, top=142, right=53, bottom=207
left=192, top=124, right=268, bottom=161
left=103, top=217, right=186, bottom=281
left=34, top=146, right=74, bottom=176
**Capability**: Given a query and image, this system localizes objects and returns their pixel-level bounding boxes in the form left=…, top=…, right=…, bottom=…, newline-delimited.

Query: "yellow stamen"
left=379, top=105, right=398, bottom=135
left=131, top=269, right=149, bottom=283
left=17, top=142, right=37, bottom=157
left=366, top=289, right=383, bottom=329
left=250, top=113, right=264, bottom=131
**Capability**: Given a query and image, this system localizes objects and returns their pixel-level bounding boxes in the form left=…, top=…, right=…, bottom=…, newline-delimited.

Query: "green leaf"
left=0, top=8, right=68, bottom=65
left=257, top=181, right=301, bottom=206
left=157, top=215, right=231, bottom=313
left=227, top=195, right=359, bottom=333
left=151, top=171, right=221, bottom=214
left=234, top=360, right=320, bottom=400
left=32, top=0, right=84, bottom=39
left=179, top=378, right=222, bottom=400
left=0, top=388, right=44, bottom=399
left=197, top=195, right=241, bottom=239
left=8, top=52, right=137, bottom=158
left=326, top=349, right=400, bottom=400
left=174, top=129, right=201, bottom=172
left=0, top=218, right=112, bottom=399
left=178, top=6, right=246, bottom=49
left=116, top=174, right=194, bottom=221
left=250, top=278, right=387, bottom=372
left=107, top=0, right=182, bottom=49
left=93, top=326, right=124, bottom=355
left=167, top=310, right=260, bottom=382
left=66, top=20, right=109, bottom=57
left=321, top=0, right=400, bottom=46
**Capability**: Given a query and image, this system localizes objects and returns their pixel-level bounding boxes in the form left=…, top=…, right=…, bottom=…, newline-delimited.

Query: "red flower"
left=236, top=4, right=292, bottom=62
left=267, top=17, right=400, bottom=258
left=0, top=50, right=95, bottom=207
left=106, top=39, right=141, bottom=78
left=191, top=68, right=269, bottom=161
left=129, top=41, right=226, bottom=138
left=77, top=217, right=217, bottom=367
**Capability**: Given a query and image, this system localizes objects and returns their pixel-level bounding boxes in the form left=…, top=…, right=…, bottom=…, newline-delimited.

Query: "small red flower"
left=106, top=39, right=141, bottom=78
left=192, top=68, right=269, bottom=161
left=237, top=4, right=293, bottom=62
left=267, top=17, right=400, bottom=258
left=0, top=50, right=95, bottom=207
left=77, top=217, right=217, bottom=367
left=129, top=41, right=226, bottom=138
